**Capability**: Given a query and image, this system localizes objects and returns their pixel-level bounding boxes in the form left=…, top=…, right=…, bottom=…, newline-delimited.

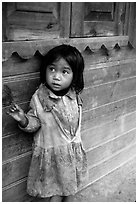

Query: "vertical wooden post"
left=127, top=3, right=136, bottom=48
left=116, top=2, right=126, bottom=35
left=70, top=2, right=84, bottom=37
left=2, top=2, right=8, bottom=41
left=59, top=2, right=71, bottom=38
left=123, top=2, right=130, bottom=35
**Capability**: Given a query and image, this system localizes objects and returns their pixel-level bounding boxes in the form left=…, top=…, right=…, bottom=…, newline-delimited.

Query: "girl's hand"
left=7, top=103, right=27, bottom=124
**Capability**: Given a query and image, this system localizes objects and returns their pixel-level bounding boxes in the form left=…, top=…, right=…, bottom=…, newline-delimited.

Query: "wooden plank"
left=16, top=2, right=58, bottom=13
left=71, top=2, right=84, bottom=37
left=69, top=36, right=129, bottom=50
left=3, top=110, right=135, bottom=162
left=2, top=131, right=33, bottom=161
left=127, top=3, right=136, bottom=48
left=82, top=47, right=135, bottom=66
left=2, top=2, right=9, bottom=41
left=2, top=53, right=41, bottom=77
left=2, top=95, right=136, bottom=137
left=2, top=74, right=135, bottom=109
left=3, top=129, right=135, bottom=189
left=2, top=177, right=49, bottom=202
left=8, top=11, right=58, bottom=29
left=87, top=129, right=136, bottom=167
left=82, top=111, right=136, bottom=150
left=2, top=36, right=129, bottom=61
left=124, top=2, right=130, bottom=35
left=2, top=178, right=33, bottom=202
left=84, top=21, right=116, bottom=37
left=88, top=143, right=135, bottom=185
left=116, top=2, right=125, bottom=35
left=84, top=60, right=136, bottom=87
left=59, top=2, right=71, bottom=38
left=2, top=108, right=136, bottom=163
left=84, top=2, right=113, bottom=13
left=82, top=77, right=136, bottom=110
left=9, top=28, right=60, bottom=41
left=2, top=152, right=32, bottom=187
left=3, top=111, right=135, bottom=162
left=82, top=96, right=136, bottom=131
left=6, top=2, right=60, bottom=41
left=2, top=73, right=40, bottom=107
left=2, top=50, right=135, bottom=78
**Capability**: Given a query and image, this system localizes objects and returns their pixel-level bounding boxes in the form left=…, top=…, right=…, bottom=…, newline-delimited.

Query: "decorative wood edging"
left=2, top=36, right=129, bottom=61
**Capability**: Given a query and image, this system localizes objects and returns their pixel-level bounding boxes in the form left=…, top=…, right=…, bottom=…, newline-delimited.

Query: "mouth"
left=52, top=83, right=61, bottom=88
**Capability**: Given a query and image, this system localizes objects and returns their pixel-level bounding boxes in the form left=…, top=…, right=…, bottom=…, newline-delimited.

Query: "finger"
left=6, top=111, right=11, bottom=115
left=9, top=107, right=15, bottom=112
left=6, top=111, right=14, bottom=116
left=11, top=103, right=23, bottom=113
left=9, top=103, right=17, bottom=111
left=14, top=104, right=21, bottom=111
left=12, top=106, right=17, bottom=111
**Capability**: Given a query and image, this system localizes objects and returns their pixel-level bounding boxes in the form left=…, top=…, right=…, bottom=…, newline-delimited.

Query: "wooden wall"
left=2, top=38, right=136, bottom=201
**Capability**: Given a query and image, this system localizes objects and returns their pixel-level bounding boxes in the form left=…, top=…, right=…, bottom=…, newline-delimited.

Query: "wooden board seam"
left=2, top=177, right=27, bottom=192
left=2, top=151, right=32, bottom=165
left=3, top=72, right=40, bottom=83
left=86, top=128, right=136, bottom=153
left=79, top=155, right=136, bottom=193
left=88, top=142, right=135, bottom=170
left=83, top=95, right=136, bottom=113
left=82, top=110, right=136, bottom=135
left=86, top=58, right=136, bottom=70
left=84, top=75, right=136, bottom=90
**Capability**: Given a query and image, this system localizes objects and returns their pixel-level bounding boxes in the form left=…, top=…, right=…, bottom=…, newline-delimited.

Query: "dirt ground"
left=73, top=157, right=136, bottom=202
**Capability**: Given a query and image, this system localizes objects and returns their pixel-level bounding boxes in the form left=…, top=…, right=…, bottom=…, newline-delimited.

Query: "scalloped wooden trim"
left=2, top=36, right=129, bottom=61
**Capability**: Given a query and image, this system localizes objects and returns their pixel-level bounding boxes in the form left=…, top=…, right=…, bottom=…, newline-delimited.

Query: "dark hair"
left=40, top=44, right=84, bottom=94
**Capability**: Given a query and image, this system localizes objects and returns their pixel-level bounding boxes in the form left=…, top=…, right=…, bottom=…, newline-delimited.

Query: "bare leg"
left=63, top=195, right=74, bottom=202
left=50, top=195, right=63, bottom=202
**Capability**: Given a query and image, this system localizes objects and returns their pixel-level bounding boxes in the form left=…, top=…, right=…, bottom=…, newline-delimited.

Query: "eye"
left=63, top=70, right=69, bottom=75
left=48, top=66, right=55, bottom=72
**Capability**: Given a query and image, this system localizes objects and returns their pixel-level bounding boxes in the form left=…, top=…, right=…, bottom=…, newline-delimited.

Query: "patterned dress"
left=20, top=84, right=88, bottom=198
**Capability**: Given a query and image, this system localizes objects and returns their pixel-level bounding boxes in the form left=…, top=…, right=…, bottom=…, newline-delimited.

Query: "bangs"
left=40, top=44, right=85, bottom=93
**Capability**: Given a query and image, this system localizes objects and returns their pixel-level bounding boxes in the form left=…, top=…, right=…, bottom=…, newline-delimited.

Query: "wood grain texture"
left=88, top=143, right=135, bottom=185
left=2, top=73, right=40, bottom=107
left=16, top=2, right=58, bottom=12
left=2, top=40, right=136, bottom=202
left=2, top=36, right=129, bottom=61
left=87, top=128, right=136, bottom=166
left=2, top=75, right=136, bottom=109
left=82, top=111, right=136, bottom=150
left=2, top=52, right=42, bottom=77
left=71, top=2, right=84, bottom=37
left=82, top=77, right=136, bottom=110
left=2, top=95, right=136, bottom=137
left=59, top=2, right=71, bottom=38
left=84, top=21, right=116, bottom=37
left=2, top=127, right=135, bottom=188
left=2, top=178, right=33, bottom=202
left=84, top=59, right=136, bottom=86
left=82, top=96, right=136, bottom=131
left=2, top=131, right=33, bottom=161
left=3, top=152, right=32, bottom=187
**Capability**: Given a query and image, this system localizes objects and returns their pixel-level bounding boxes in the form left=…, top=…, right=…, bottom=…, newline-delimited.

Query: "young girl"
left=8, top=44, right=88, bottom=202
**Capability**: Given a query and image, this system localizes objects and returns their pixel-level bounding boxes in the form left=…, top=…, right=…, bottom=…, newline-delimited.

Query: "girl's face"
left=46, top=57, right=73, bottom=92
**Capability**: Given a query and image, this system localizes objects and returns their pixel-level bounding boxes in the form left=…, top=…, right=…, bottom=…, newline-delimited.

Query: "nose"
left=53, top=72, right=61, bottom=81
